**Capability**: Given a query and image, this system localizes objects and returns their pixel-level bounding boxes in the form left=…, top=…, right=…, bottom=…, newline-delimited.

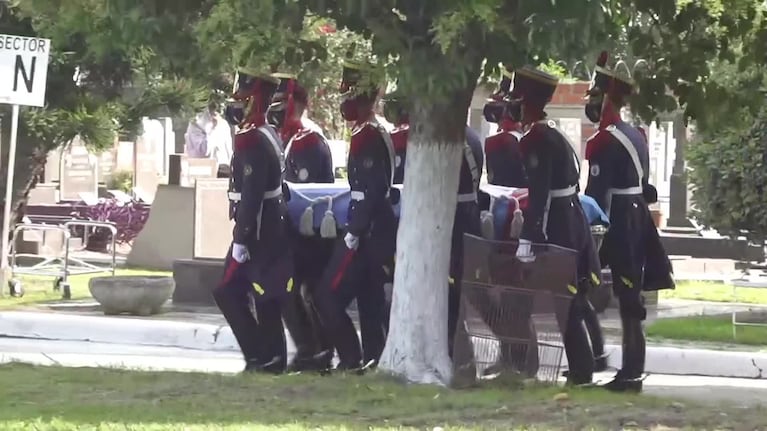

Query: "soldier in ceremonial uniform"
left=482, top=66, right=527, bottom=187
left=267, top=73, right=336, bottom=371
left=446, top=126, right=484, bottom=355
left=382, top=93, right=409, bottom=185
left=584, top=52, right=675, bottom=392
left=313, top=61, right=397, bottom=371
left=269, top=73, right=335, bottom=183
left=214, top=68, right=293, bottom=374
left=509, top=66, right=603, bottom=386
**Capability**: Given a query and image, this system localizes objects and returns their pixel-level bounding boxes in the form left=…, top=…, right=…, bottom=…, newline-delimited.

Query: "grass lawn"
left=647, top=315, right=767, bottom=346
left=660, top=280, right=767, bottom=304
left=0, top=268, right=171, bottom=309
left=0, top=363, right=760, bottom=431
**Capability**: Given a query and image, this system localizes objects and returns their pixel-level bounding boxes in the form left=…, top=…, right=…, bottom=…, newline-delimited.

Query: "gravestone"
left=27, top=183, right=58, bottom=205
left=97, top=136, right=119, bottom=184
left=44, top=147, right=62, bottom=183
left=168, top=154, right=218, bottom=186
left=133, top=134, right=162, bottom=203
left=193, top=178, right=233, bottom=259
left=181, top=157, right=219, bottom=187
left=59, top=137, right=98, bottom=202
left=115, top=140, right=135, bottom=172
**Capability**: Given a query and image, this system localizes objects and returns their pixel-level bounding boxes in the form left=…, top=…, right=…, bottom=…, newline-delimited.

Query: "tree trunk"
left=378, top=100, right=467, bottom=386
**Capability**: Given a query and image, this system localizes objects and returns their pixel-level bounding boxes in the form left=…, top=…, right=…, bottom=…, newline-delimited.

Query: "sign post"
left=0, top=34, right=51, bottom=296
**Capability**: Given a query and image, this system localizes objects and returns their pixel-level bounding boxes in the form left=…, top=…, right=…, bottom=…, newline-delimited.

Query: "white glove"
left=344, top=232, right=359, bottom=250
left=516, top=239, right=534, bottom=262
left=232, top=243, right=250, bottom=263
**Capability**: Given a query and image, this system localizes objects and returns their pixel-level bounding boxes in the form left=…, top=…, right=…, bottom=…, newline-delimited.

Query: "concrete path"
left=1, top=337, right=766, bottom=408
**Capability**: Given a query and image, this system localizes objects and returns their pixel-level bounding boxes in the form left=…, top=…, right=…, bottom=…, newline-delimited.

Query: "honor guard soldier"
left=584, top=52, right=675, bottom=392
left=447, top=125, right=485, bottom=355
left=269, top=73, right=335, bottom=183
left=482, top=65, right=528, bottom=187
left=382, top=93, right=409, bottom=185
left=215, top=68, right=293, bottom=374
left=509, top=65, right=603, bottom=386
left=268, top=72, right=335, bottom=371
left=313, top=60, right=397, bottom=371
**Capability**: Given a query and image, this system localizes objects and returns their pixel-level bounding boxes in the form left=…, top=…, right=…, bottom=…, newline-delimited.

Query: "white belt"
left=228, top=186, right=282, bottom=202
left=457, top=192, right=477, bottom=203
left=549, top=185, right=577, bottom=198
left=609, top=186, right=642, bottom=196
left=350, top=190, right=391, bottom=201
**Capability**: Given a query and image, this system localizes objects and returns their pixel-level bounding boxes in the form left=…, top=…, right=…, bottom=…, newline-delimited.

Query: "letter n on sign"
left=0, top=34, right=51, bottom=107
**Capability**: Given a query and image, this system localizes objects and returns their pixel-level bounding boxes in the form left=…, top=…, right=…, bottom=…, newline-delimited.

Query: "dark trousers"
left=557, top=292, right=596, bottom=383
left=213, top=256, right=287, bottom=369
left=282, top=236, right=335, bottom=363
left=314, top=237, right=389, bottom=368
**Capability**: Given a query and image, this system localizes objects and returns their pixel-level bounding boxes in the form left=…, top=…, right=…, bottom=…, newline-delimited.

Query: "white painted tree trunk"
left=378, top=127, right=464, bottom=385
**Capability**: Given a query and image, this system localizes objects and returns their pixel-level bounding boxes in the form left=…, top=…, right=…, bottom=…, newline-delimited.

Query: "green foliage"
left=107, top=170, right=134, bottom=193
left=687, top=103, right=767, bottom=242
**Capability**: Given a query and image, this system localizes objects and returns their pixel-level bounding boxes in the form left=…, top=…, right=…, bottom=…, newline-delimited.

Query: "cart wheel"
left=9, top=279, right=24, bottom=298
left=61, top=283, right=72, bottom=300
left=53, top=277, right=64, bottom=292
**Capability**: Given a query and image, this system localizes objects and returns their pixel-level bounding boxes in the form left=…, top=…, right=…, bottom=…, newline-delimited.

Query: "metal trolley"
left=7, top=220, right=117, bottom=299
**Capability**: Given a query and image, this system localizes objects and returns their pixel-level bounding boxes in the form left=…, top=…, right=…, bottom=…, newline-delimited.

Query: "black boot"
left=563, top=299, right=595, bottom=386
left=244, top=355, right=285, bottom=375
left=603, top=317, right=645, bottom=393
left=289, top=350, right=334, bottom=373
left=583, top=299, right=607, bottom=368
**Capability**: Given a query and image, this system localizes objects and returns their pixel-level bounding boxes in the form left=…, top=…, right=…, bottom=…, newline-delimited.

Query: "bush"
left=70, top=199, right=150, bottom=248
left=687, top=106, right=767, bottom=243
left=107, top=170, right=133, bottom=193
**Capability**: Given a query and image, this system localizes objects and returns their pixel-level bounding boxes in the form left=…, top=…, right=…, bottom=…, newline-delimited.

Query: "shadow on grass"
left=0, top=363, right=759, bottom=430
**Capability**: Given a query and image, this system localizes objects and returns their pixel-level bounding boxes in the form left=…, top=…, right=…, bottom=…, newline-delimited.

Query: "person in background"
left=185, top=100, right=233, bottom=178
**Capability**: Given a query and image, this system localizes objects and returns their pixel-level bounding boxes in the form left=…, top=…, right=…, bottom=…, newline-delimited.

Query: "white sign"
left=0, top=34, right=50, bottom=107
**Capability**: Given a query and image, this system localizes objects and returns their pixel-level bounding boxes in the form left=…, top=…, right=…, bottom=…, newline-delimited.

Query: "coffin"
left=284, top=182, right=609, bottom=239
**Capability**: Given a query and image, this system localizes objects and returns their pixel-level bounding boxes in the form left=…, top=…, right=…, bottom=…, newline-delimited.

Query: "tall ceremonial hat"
left=589, top=51, right=633, bottom=96
left=509, top=65, right=559, bottom=103
left=382, top=89, right=408, bottom=124
left=269, top=72, right=309, bottom=109
left=339, top=59, right=380, bottom=96
left=497, top=64, right=514, bottom=96
left=232, top=65, right=280, bottom=100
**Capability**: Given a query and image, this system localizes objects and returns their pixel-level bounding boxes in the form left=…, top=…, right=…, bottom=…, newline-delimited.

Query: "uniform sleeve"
left=233, top=143, right=268, bottom=245
left=520, top=137, right=552, bottom=243
left=584, top=133, right=615, bottom=214
left=347, top=128, right=390, bottom=237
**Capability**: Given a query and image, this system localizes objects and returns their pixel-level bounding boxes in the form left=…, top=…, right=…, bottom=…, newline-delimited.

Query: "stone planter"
left=89, top=275, right=175, bottom=316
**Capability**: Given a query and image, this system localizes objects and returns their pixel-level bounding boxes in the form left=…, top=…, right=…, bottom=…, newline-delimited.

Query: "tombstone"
left=193, top=178, right=233, bottom=259
left=97, top=136, right=119, bottom=184
left=59, top=137, right=98, bottom=202
left=115, top=140, right=135, bottom=172
left=133, top=133, right=162, bottom=203
left=27, top=184, right=58, bottom=205
left=44, top=147, right=62, bottom=183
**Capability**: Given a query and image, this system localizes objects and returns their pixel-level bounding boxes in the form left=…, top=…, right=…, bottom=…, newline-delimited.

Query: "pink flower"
left=318, top=23, right=336, bottom=34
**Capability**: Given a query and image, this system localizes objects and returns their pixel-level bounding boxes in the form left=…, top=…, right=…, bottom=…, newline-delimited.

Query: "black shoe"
left=289, top=351, right=334, bottom=373
left=594, top=354, right=609, bottom=372
left=565, top=373, right=594, bottom=387
left=334, top=359, right=376, bottom=375
left=601, top=374, right=645, bottom=393
left=244, top=356, right=285, bottom=375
